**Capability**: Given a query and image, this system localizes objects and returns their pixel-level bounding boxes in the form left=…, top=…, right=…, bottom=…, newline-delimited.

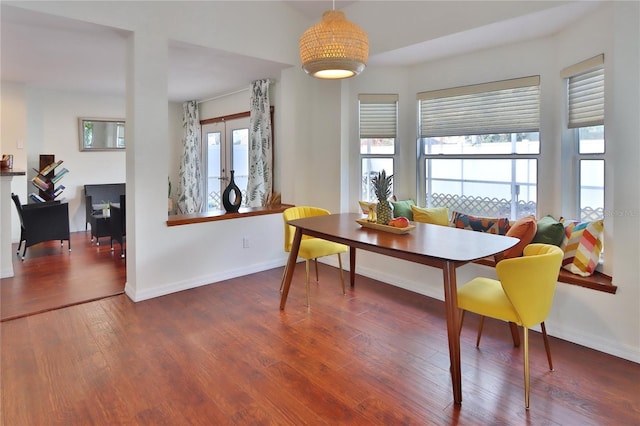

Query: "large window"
left=562, top=55, right=605, bottom=221
left=417, top=77, right=540, bottom=219
left=359, top=94, right=398, bottom=201
left=201, top=114, right=250, bottom=210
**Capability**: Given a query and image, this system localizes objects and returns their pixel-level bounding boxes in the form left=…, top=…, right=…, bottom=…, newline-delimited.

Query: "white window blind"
left=359, top=94, right=398, bottom=139
left=417, top=76, right=540, bottom=137
left=561, top=54, right=604, bottom=129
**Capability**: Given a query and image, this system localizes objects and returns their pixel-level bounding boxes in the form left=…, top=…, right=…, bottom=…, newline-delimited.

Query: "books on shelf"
left=51, top=168, right=68, bottom=184
left=31, top=175, right=50, bottom=192
left=32, top=155, right=68, bottom=200
left=29, top=193, right=46, bottom=203
left=39, top=159, right=63, bottom=176
left=52, top=185, right=66, bottom=198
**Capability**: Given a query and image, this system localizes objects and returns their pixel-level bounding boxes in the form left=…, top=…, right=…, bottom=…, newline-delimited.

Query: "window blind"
left=359, top=94, right=398, bottom=139
left=561, top=55, right=604, bottom=128
left=417, top=76, right=540, bottom=137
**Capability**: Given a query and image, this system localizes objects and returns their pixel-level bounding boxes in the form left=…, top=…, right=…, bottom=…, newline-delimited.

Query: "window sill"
left=473, top=257, right=617, bottom=294
left=167, top=203, right=294, bottom=227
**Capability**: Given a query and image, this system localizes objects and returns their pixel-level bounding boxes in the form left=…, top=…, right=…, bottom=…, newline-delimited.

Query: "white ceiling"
left=1, top=1, right=600, bottom=103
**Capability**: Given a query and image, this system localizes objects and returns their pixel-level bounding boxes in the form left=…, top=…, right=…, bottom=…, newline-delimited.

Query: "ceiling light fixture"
left=298, top=1, right=369, bottom=79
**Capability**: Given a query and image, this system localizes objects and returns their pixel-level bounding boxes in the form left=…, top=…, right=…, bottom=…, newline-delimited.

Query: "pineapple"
left=372, top=170, right=393, bottom=225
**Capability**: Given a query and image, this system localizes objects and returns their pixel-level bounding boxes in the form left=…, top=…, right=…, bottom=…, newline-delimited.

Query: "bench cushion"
left=451, top=211, right=510, bottom=235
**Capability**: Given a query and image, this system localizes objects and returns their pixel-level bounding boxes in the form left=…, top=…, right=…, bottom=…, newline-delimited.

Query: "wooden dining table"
left=279, top=213, right=518, bottom=405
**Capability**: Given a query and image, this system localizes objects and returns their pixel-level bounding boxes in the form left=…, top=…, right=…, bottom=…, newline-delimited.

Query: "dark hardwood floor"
left=1, top=240, right=639, bottom=425
left=1, top=231, right=125, bottom=321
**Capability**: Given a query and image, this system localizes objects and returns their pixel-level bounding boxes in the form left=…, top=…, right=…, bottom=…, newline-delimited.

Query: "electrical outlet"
left=242, top=237, right=250, bottom=249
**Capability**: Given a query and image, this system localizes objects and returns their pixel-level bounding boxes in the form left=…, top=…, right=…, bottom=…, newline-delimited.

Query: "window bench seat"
left=167, top=204, right=294, bottom=226
left=473, top=257, right=616, bottom=294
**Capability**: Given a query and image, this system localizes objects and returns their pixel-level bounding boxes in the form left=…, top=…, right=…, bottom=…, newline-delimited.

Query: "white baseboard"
left=125, top=258, right=285, bottom=302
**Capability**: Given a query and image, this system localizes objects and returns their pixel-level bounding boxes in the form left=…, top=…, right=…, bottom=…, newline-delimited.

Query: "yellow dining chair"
left=457, top=243, right=564, bottom=409
left=281, top=206, right=348, bottom=306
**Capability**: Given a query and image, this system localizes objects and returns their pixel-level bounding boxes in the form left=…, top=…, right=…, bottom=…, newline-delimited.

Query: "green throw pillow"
left=532, top=215, right=565, bottom=246
left=391, top=199, right=415, bottom=220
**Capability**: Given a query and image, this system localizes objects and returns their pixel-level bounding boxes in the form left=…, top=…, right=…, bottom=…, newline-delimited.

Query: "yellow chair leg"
left=337, top=253, right=345, bottom=294
left=541, top=321, right=554, bottom=371
left=305, top=259, right=311, bottom=307
left=523, top=327, right=530, bottom=409
left=475, top=316, right=485, bottom=347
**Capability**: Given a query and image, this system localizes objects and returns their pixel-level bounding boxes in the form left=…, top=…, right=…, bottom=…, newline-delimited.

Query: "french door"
left=201, top=115, right=249, bottom=210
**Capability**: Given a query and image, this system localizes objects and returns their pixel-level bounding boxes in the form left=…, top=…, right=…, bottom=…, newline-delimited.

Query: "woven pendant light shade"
left=299, top=10, right=369, bottom=79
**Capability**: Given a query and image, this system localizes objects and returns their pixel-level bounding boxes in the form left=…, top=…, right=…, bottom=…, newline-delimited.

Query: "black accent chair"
left=84, top=183, right=125, bottom=245
left=110, top=195, right=126, bottom=258
left=11, top=193, right=71, bottom=260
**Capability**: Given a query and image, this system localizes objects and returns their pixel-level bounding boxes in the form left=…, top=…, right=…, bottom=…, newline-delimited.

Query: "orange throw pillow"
left=501, top=215, right=537, bottom=260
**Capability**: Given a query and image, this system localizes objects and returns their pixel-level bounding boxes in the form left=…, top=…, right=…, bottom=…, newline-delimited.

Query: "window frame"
left=416, top=76, right=541, bottom=218
left=358, top=94, right=399, bottom=202
left=561, top=55, right=606, bottom=222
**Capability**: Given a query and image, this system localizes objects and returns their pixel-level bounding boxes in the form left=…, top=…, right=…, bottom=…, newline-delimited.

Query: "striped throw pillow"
left=560, top=219, right=604, bottom=277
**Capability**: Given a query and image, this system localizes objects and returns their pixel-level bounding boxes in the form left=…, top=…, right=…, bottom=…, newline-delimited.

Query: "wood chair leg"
left=458, top=310, right=466, bottom=336
left=475, top=316, right=485, bottom=347
left=523, top=327, right=530, bottom=409
left=314, top=258, right=319, bottom=282
left=540, top=321, right=553, bottom=371
left=337, top=253, right=345, bottom=295
left=509, top=321, right=521, bottom=347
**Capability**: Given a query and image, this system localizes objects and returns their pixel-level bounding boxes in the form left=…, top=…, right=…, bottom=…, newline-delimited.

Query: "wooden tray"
left=356, top=218, right=415, bottom=234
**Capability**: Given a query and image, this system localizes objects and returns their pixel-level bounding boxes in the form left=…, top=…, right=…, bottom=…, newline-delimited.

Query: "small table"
left=90, top=203, right=121, bottom=244
left=279, top=213, right=518, bottom=405
left=90, top=212, right=110, bottom=244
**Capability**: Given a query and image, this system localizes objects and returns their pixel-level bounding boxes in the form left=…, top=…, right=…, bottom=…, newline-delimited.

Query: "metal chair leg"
left=314, top=258, right=319, bottom=282
left=305, top=259, right=311, bottom=307
left=523, top=327, right=530, bottom=409
left=541, top=321, right=553, bottom=371
left=337, top=253, right=345, bottom=294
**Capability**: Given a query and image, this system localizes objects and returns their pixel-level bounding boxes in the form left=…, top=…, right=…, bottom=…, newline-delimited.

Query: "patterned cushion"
left=411, top=205, right=449, bottom=226
left=391, top=199, right=415, bottom=220
left=560, top=219, right=604, bottom=277
left=450, top=211, right=510, bottom=235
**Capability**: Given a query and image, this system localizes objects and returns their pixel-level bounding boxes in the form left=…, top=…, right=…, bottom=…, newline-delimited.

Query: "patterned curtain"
left=177, top=100, right=204, bottom=214
left=246, top=79, right=273, bottom=207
